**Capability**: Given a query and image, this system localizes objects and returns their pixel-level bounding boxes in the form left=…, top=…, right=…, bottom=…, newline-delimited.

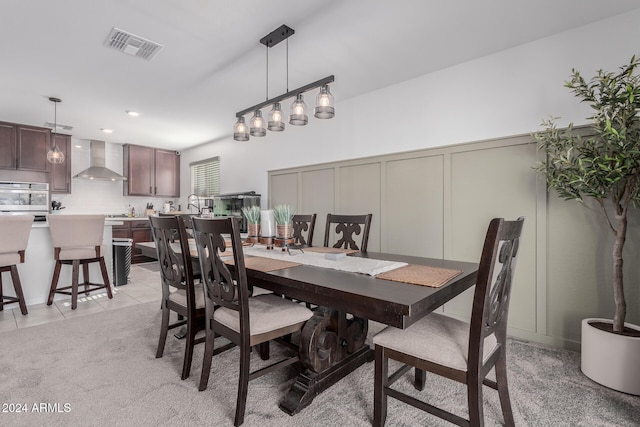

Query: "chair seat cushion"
left=168, top=283, right=205, bottom=309
left=373, top=312, right=498, bottom=372
left=214, top=294, right=313, bottom=336
left=58, top=247, right=99, bottom=260
left=0, top=253, right=20, bottom=267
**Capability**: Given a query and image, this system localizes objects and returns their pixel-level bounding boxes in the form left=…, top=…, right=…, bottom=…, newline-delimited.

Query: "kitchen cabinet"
left=111, top=219, right=155, bottom=264
left=0, top=121, right=51, bottom=172
left=49, top=134, right=71, bottom=194
left=123, top=144, right=180, bottom=197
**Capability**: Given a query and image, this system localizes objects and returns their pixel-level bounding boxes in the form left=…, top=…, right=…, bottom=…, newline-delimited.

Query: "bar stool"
left=47, top=215, right=113, bottom=310
left=0, top=215, right=34, bottom=315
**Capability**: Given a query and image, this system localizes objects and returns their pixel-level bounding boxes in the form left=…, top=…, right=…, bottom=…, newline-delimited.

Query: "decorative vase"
left=581, top=318, right=640, bottom=395
left=277, top=223, right=292, bottom=239
left=248, top=223, right=260, bottom=237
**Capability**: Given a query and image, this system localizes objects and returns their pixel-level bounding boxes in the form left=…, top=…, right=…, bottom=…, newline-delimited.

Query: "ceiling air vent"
left=104, top=27, right=163, bottom=61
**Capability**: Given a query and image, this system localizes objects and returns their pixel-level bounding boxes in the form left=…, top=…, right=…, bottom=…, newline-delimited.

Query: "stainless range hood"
left=73, top=140, right=127, bottom=181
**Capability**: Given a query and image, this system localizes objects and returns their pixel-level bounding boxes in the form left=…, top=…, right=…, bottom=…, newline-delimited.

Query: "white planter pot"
left=581, top=318, right=640, bottom=395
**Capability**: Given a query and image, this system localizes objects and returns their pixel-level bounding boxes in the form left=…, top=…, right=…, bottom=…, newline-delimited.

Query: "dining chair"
left=47, top=215, right=113, bottom=310
left=0, top=215, right=34, bottom=315
left=192, top=216, right=314, bottom=427
left=149, top=215, right=206, bottom=380
left=323, top=213, right=372, bottom=251
left=292, top=213, right=316, bottom=247
left=158, top=212, right=200, bottom=279
left=372, top=217, right=524, bottom=427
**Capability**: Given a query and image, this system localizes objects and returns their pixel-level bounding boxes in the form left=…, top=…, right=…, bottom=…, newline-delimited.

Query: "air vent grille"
left=104, top=27, right=163, bottom=61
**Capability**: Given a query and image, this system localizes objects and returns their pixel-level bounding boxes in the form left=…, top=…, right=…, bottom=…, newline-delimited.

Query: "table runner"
left=224, top=256, right=302, bottom=272
left=242, top=245, right=407, bottom=276
left=375, top=264, right=462, bottom=288
left=303, top=246, right=359, bottom=255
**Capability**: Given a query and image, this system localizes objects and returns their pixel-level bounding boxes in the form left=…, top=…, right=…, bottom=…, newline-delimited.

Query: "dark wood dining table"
left=136, top=242, right=478, bottom=415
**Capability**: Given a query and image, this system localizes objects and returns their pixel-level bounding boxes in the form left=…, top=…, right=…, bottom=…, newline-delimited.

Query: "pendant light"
left=249, top=110, right=266, bottom=137
left=289, top=94, right=308, bottom=126
left=314, top=84, right=335, bottom=119
left=267, top=102, right=285, bottom=131
left=233, top=116, right=249, bottom=141
left=233, top=25, right=334, bottom=141
left=47, top=97, right=65, bottom=164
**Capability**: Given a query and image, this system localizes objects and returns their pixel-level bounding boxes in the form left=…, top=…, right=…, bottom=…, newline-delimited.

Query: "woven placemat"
left=225, top=256, right=301, bottom=272
left=304, top=246, right=360, bottom=254
left=375, top=264, right=463, bottom=288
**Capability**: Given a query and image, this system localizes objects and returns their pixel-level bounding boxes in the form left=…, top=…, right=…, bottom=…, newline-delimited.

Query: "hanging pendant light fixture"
left=268, top=102, right=285, bottom=131
left=233, top=116, right=249, bottom=141
left=249, top=110, right=266, bottom=136
left=233, top=25, right=334, bottom=141
left=314, top=84, right=335, bottom=119
left=47, top=97, right=65, bottom=164
left=289, top=94, right=308, bottom=126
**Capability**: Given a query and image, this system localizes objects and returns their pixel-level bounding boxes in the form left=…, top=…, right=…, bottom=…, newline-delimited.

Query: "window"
left=191, top=156, right=220, bottom=197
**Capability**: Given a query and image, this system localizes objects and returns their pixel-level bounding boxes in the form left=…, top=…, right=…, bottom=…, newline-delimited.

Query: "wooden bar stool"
left=47, top=215, right=113, bottom=310
left=0, top=215, right=34, bottom=315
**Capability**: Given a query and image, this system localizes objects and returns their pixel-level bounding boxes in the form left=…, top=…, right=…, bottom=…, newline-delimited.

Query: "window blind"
left=191, top=156, right=220, bottom=197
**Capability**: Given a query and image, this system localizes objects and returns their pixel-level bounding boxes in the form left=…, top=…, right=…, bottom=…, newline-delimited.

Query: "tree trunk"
left=612, top=212, right=627, bottom=333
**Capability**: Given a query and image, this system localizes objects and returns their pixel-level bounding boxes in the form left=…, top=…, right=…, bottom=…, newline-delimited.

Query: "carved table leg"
left=279, top=306, right=373, bottom=415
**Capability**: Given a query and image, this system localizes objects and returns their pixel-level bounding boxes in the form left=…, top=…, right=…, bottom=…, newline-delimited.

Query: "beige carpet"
left=0, top=301, right=638, bottom=427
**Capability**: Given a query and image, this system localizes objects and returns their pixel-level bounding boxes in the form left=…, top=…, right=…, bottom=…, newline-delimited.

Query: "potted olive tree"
left=534, top=55, right=640, bottom=395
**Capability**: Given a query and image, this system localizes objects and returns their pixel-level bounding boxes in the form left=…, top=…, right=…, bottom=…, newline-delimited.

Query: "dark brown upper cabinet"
left=49, top=133, right=71, bottom=194
left=0, top=121, right=51, bottom=172
left=123, top=144, right=180, bottom=197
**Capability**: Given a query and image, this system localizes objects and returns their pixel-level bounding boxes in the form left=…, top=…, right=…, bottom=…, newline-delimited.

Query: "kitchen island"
left=1, top=219, right=122, bottom=307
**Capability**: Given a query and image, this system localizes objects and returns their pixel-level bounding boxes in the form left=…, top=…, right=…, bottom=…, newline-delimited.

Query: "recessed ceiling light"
left=126, top=110, right=140, bottom=117
left=101, top=128, right=113, bottom=134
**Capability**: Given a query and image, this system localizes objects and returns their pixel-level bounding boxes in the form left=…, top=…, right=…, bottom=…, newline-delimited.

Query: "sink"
left=106, top=214, right=128, bottom=218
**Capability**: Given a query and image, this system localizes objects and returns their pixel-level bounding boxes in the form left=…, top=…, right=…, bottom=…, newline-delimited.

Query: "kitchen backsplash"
left=50, top=139, right=177, bottom=216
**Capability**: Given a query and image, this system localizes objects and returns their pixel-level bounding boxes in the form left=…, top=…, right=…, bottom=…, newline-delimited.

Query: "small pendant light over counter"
left=47, top=97, right=65, bottom=164
left=233, top=24, right=335, bottom=141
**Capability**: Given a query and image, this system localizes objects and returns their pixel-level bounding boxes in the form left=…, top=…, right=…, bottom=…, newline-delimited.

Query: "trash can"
left=112, top=238, right=133, bottom=286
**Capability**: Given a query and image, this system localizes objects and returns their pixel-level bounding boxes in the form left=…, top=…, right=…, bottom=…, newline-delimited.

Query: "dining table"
left=136, top=241, right=479, bottom=415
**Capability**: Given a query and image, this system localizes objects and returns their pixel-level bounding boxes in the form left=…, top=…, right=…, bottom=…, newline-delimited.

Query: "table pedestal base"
left=279, top=306, right=372, bottom=415
left=279, top=345, right=373, bottom=415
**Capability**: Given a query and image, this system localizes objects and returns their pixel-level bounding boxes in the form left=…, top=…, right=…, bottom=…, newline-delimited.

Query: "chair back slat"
left=292, top=214, right=316, bottom=247
left=469, top=217, right=525, bottom=361
left=149, top=215, right=195, bottom=300
left=192, top=217, right=250, bottom=333
left=323, top=213, right=372, bottom=251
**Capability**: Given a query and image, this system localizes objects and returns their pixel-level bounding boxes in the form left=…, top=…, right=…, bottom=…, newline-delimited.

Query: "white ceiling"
left=2, top=0, right=640, bottom=151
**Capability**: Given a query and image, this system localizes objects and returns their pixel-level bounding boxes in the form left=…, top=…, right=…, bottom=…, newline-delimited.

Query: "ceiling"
left=2, top=0, right=640, bottom=151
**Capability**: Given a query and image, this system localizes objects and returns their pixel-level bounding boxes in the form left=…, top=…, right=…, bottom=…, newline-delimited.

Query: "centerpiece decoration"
left=242, top=205, right=261, bottom=244
left=273, top=204, right=295, bottom=249
left=533, top=55, right=640, bottom=395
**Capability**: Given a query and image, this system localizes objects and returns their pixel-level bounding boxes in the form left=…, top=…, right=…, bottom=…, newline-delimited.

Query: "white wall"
left=180, top=10, right=640, bottom=208
left=51, top=139, right=176, bottom=215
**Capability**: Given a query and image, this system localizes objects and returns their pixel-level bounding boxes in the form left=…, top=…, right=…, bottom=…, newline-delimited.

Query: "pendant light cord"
left=286, top=38, right=289, bottom=92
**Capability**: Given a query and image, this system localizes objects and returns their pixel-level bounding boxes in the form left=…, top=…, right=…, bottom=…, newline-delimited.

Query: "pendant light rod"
left=236, top=74, right=334, bottom=118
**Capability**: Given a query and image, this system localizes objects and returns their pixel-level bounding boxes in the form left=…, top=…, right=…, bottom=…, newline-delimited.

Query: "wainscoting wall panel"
left=269, top=133, right=626, bottom=349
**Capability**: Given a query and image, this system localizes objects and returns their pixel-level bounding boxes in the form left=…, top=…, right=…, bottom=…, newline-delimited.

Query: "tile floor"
left=0, top=262, right=161, bottom=333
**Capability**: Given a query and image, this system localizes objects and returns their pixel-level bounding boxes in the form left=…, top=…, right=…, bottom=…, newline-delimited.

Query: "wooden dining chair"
left=373, top=217, right=524, bottom=427
left=323, top=213, right=372, bottom=251
left=47, top=215, right=113, bottom=310
left=192, top=216, right=314, bottom=427
left=292, top=213, right=316, bottom=247
left=149, top=215, right=206, bottom=380
left=158, top=212, right=200, bottom=279
left=0, top=215, right=34, bottom=315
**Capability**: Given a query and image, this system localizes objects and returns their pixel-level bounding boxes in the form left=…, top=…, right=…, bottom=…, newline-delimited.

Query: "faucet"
left=187, top=194, right=201, bottom=214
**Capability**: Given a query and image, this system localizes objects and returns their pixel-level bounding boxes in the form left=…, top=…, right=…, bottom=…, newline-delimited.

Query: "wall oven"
left=0, top=182, right=50, bottom=221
